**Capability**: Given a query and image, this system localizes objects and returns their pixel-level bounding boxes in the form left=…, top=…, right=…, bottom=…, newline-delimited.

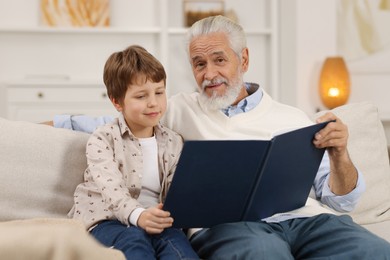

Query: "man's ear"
left=111, top=98, right=122, bottom=112
left=241, top=47, right=249, bottom=72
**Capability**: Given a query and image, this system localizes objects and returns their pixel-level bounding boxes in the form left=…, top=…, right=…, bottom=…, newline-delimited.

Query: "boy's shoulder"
left=91, top=118, right=120, bottom=137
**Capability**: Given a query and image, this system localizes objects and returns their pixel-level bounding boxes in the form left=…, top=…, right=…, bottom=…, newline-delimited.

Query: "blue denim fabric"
left=190, top=214, right=390, bottom=260
left=91, top=220, right=199, bottom=260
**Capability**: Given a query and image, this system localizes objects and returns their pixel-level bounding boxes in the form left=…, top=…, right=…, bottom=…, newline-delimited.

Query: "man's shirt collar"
left=222, top=83, right=263, bottom=117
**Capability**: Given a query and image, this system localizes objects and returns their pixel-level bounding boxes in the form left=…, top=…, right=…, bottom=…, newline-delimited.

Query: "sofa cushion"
left=313, top=102, right=390, bottom=224
left=0, top=117, right=89, bottom=220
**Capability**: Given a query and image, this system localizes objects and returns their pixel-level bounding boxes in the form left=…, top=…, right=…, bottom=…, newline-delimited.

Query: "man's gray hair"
left=186, top=15, right=247, bottom=59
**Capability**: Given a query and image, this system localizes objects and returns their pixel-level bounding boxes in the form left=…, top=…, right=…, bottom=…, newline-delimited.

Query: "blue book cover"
left=163, top=121, right=331, bottom=228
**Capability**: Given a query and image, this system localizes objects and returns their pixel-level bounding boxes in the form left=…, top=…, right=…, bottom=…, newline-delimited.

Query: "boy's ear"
left=111, top=98, right=122, bottom=112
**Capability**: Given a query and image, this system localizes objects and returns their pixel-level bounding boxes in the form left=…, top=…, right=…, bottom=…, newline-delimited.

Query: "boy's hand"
left=137, top=203, right=173, bottom=234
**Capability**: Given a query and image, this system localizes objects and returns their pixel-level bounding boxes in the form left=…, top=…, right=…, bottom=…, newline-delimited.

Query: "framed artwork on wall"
left=337, top=0, right=390, bottom=74
left=337, top=0, right=390, bottom=121
left=183, top=0, right=224, bottom=27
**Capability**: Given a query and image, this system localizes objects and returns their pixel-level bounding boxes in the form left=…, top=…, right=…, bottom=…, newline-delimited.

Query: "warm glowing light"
left=328, top=87, right=340, bottom=97
left=319, top=57, right=350, bottom=109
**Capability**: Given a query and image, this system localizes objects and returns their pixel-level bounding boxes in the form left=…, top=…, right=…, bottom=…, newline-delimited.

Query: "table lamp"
left=319, top=56, right=350, bottom=109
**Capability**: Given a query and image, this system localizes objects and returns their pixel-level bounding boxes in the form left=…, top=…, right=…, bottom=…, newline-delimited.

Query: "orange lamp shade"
left=319, top=57, right=350, bottom=109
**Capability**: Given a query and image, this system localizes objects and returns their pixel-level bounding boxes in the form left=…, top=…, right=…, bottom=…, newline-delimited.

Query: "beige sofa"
left=0, top=102, right=389, bottom=259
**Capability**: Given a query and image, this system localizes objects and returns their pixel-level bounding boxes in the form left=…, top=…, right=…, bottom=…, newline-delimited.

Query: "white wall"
left=280, top=0, right=337, bottom=115
left=296, top=0, right=338, bottom=114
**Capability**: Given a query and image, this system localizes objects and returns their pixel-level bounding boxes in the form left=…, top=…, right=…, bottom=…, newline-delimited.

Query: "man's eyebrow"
left=191, top=51, right=225, bottom=62
left=211, top=51, right=225, bottom=56
left=191, top=55, right=202, bottom=63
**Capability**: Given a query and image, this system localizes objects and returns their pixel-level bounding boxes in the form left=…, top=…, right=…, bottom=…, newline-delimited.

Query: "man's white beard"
left=199, top=73, right=243, bottom=111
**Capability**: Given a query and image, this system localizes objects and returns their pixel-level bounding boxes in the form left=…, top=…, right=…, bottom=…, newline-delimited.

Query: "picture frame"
left=183, top=0, right=224, bottom=27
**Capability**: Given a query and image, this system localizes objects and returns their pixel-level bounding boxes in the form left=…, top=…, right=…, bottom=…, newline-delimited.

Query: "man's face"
left=189, top=32, right=249, bottom=110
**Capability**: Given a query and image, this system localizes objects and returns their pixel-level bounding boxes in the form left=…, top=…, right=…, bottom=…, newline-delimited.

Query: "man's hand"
left=313, top=112, right=348, bottom=158
left=314, top=112, right=358, bottom=195
left=137, top=203, right=173, bottom=234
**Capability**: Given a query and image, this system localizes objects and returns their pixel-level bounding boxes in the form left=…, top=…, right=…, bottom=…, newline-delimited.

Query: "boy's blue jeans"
left=91, top=220, right=199, bottom=260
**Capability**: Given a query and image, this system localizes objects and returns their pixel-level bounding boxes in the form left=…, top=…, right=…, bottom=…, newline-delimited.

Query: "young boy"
left=68, top=45, right=198, bottom=259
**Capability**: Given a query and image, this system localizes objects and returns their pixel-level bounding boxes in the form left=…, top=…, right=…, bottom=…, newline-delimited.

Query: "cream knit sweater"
left=163, top=90, right=313, bottom=141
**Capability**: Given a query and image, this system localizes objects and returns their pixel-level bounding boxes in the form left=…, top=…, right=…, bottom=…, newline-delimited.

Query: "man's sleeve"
left=53, top=115, right=115, bottom=134
left=313, top=152, right=366, bottom=212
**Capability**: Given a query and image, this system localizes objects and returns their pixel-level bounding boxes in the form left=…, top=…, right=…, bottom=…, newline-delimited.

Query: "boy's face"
left=112, top=79, right=167, bottom=138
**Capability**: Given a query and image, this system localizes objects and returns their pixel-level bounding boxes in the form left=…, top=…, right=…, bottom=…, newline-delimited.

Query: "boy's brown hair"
left=103, top=45, right=166, bottom=104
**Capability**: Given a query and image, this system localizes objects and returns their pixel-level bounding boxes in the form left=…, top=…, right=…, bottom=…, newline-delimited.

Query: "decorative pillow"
left=0, top=117, right=89, bottom=221
left=313, top=102, right=390, bottom=224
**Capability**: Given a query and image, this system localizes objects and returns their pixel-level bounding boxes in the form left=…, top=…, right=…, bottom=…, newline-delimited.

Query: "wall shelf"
left=0, top=27, right=162, bottom=34
left=0, top=27, right=274, bottom=36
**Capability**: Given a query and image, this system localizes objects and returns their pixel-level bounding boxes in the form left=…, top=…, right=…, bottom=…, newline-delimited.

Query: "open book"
left=163, top=121, right=331, bottom=228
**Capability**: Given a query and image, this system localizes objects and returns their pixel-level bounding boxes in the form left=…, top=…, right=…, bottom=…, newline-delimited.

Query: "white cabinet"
left=0, top=0, right=279, bottom=121
left=2, top=81, right=118, bottom=122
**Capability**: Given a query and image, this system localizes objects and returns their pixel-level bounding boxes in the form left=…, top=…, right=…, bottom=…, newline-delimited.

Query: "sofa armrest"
left=0, top=218, right=125, bottom=260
